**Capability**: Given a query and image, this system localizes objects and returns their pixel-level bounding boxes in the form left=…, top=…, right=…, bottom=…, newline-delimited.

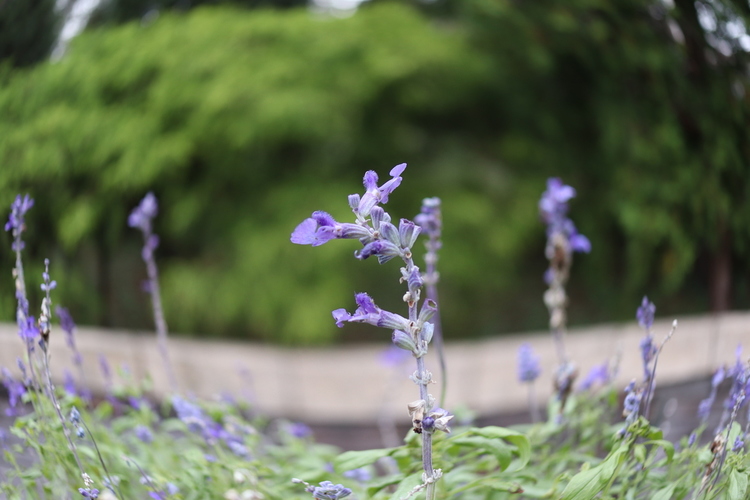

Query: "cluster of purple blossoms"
left=517, top=343, right=541, bottom=383
left=4, top=194, right=34, bottom=251
left=171, top=396, right=251, bottom=458
left=305, top=481, right=352, bottom=500
left=539, top=178, right=591, bottom=258
left=291, top=164, right=436, bottom=359
left=128, top=192, right=160, bottom=263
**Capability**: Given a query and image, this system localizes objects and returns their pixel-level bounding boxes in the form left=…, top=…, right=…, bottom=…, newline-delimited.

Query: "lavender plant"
left=291, top=164, right=449, bottom=498
left=129, top=192, right=177, bottom=392
left=538, top=178, right=590, bottom=409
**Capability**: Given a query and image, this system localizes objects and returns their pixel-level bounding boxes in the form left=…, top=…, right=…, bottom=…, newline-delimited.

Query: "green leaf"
left=388, top=471, right=424, bottom=500
left=651, top=483, right=676, bottom=500
left=367, top=474, right=405, bottom=497
left=466, top=426, right=531, bottom=470
left=333, top=447, right=399, bottom=473
left=560, top=446, right=628, bottom=500
left=451, top=436, right=513, bottom=470
left=728, top=469, right=749, bottom=500
left=644, top=439, right=675, bottom=463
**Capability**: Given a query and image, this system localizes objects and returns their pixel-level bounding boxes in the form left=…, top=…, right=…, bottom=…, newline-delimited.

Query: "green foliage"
left=0, top=4, right=497, bottom=343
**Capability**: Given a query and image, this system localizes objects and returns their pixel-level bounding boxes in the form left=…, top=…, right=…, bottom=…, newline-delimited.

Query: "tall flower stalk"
left=292, top=164, right=451, bottom=499
left=415, top=197, right=447, bottom=407
left=129, top=192, right=177, bottom=392
left=539, top=178, right=590, bottom=408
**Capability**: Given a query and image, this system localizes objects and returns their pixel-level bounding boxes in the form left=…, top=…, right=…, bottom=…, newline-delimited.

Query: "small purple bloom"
left=332, top=293, right=410, bottom=332
left=308, top=480, right=352, bottom=500
left=579, top=362, right=609, bottom=391
left=636, top=296, right=656, bottom=330
left=2, top=368, right=26, bottom=416
left=414, top=197, right=442, bottom=239
left=135, top=425, right=154, bottom=443
left=517, top=343, right=541, bottom=383
left=343, top=467, right=371, bottom=482
left=78, top=488, right=99, bottom=499
left=539, top=178, right=590, bottom=255
left=5, top=194, right=34, bottom=233
left=291, top=211, right=370, bottom=247
left=64, top=370, right=77, bottom=396
left=356, top=163, right=407, bottom=216
left=733, top=435, right=745, bottom=452
left=128, top=192, right=158, bottom=232
left=289, top=422, right=312, bottom=439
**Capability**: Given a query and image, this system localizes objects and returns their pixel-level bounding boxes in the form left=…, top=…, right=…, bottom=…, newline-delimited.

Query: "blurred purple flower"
left=308, top=480, right=352, bottom=500
left=128, top=192, right=158, bottom=232
left=289, top=422, right=312, bottom=439
left=135, top=425, right=154, bottom=444
left=517, top=343, right=541, bottom=383
left=579, top=362, right=609, bottom=391
left=636, top=296, right=656, bottom=330
left=5, top=194, right=34, bottom=251
left=343, top=467, right=371, bottom=482
left=539, top=178, right=590, bottom=254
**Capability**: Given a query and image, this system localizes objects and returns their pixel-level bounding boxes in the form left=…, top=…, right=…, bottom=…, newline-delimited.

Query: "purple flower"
left=733, top=435, right=745, bottom=452
left=78, top=488, right=99, bottom=499
left=135, top=425, right=154, bottom=443
left=636, top=296, right=656, bottom=330
left=5, top=194, right=34, bottom=237
left=291, top=211, right=370, bottom=247
left=128, top=192, right=158, bottom=232
left=343, top=467, right=371, bottom=482
left=64, top=370, right=77, bottom=396
left=19, top=316, right=39, bottom=340
left=288, top=422, right=312, bottom=439
left=517, top=343, right=541, bottom=383
left=2, top=368, right=26, bottom=416
left=539, top=178, right=590, bottom=254
left=308, top=481, right=352, bottom=500
left=332, top=293, right=410, bottom=332
left=355, top=163, right=407, bottom=216
left=697, top=366, right=725, bottom=422
left=579, top=362, right=610, bottom=391
left=414, top=197, right=442, bottom=239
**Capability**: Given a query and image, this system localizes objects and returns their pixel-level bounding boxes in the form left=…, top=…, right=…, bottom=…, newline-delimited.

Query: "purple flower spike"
left=636, top=296, right=656, bottom=330
left=128, top=192, right=158, bottom=232
left=539, top=178, right=590, bottom=256
left=5, top=194, right=34, bottom=233
left=517, top=343, right=541, bottom=383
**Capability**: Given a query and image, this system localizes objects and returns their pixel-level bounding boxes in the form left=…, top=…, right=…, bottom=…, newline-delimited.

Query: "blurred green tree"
left=0, top=0, right=59, bottom=67
left=0, top=4, right=508, bottom=344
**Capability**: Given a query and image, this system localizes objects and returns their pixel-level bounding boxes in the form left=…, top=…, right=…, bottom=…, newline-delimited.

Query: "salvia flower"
left=5, top=194, right=34, bottom=251
left=78, top=488, right=99, bottom=499
left=128, top=192, right=158, bottom=233
left=698, top=366, right=725, bottom=422
left=291, top=211, right=371, bottom=247
left=343, top=467, right=371, bottom=483
left=1, top=368, right=26, bottom=417
left=356, top=163, right=407, bottom=216
left=332, top=293, right=410, bottom=332
left=636, top=296, right=656, bottom=331
left=517, top=343, right=541, bottom=383
left=579, top=362, right=610, bottom=391
left=733, top=435, right=745, bottom=452
left=539, top=178, right=590, bottom=254
left=309, top=480, right=352, bottom=500
left=135, top=425, right=154, bottom=444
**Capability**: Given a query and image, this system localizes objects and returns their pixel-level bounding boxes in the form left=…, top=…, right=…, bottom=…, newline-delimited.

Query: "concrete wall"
left=0, top=311, right=746, bottom=424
